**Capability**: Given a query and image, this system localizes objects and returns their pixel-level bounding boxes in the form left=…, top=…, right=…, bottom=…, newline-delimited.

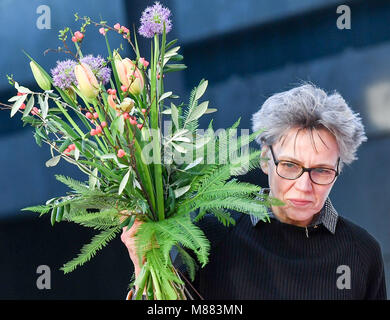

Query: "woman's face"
left=262, top=127, right=340, bottom=227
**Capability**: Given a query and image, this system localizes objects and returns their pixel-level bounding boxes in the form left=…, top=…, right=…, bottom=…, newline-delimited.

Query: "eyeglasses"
left=268, top=145, right=340, bottom=185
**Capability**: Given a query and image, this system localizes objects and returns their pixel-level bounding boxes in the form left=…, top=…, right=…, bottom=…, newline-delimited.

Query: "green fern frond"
left=136, top=214, right=210, bottom=268
left=190, top=197, right=269, bottom=221
left=68, top=209, right=120, bottom=230
left=207, top=208, right=236, bottom=227
left=60, top=226, right=121, bottom=274
left=175, top=245, right=197, bottom=282
left=197, top=180, right=261, bottom=200
left=183, top=85, right=199, bottom=133
left=55, top=174, right=90, bottom=194
left=146, top=247, right=183, bottom=284
left=22, top=205, right=51, bottom=215
left=171, top=214, right=210, bottom=267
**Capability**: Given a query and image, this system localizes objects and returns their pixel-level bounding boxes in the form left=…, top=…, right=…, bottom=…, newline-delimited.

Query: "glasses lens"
left=310, top=168, right=336, bottom=184
left=277, top=161, right=302, bottom=179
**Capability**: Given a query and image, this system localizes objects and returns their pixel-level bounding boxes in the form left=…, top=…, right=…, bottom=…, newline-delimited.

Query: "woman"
left=122, top=83, right=387, bottom=299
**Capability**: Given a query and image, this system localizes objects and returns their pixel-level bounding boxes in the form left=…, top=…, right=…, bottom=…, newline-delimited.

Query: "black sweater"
left=175, top=211, right=387, bottom=300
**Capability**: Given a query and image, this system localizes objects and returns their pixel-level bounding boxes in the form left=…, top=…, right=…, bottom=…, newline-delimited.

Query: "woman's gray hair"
left=251, top=83, right=367, bottom=169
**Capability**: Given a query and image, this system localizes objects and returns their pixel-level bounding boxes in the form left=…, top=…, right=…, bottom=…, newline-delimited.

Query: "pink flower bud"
left=141, top=108, right=146, bottom=114
left=99, top=27, right=106, bottom=36
left=86, top=112, right=93, bottom=119
left=69, top=144, right=76, bottom=151
left=96, top=125, right=102, bottom=134
left=130, top=118, right=137, bottom=125
left=101, top=121, right=107, bottom=128
left=137, top=124, right=143, bottom=130
left=93, top=112, right=99, bottom=119
left=117, top=149, right=125, bottom=158
left=31, top=107, right=40, bottom=115
left=114, top=23, right=121, bottom=30
left=121, top=85, right=128, bottom=92
left=72, top=36, right=77, bottom=42
left=123, top=112, right=130, bottom=120
left=74, top=31, right=84, bottom=40
left=19, top=103, right=26, bottom=110
left=90, top=129, right=97, bottom=136
left=122, top=26, right=129, bottom=34
left=139, top=57, right=149, bottom=68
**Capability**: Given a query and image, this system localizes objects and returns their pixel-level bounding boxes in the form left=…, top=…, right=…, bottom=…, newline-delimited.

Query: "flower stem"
left=150, top=34, right=165, bottom=221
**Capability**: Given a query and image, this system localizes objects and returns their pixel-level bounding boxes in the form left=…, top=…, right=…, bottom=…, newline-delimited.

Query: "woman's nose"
left=293, top=171, right=313, bottom=192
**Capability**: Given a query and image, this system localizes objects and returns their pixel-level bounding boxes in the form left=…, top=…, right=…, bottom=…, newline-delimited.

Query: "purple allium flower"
left=51, top=59, right=77, bottom=90
left=139, top=1, right=172, bottom=38
left=50, top=55, right=111, bottom=89
left=80, top=55, right=111, bottom=85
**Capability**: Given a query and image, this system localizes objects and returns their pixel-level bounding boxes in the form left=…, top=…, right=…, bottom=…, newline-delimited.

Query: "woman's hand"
left=120, top=218, right=146, bottom=291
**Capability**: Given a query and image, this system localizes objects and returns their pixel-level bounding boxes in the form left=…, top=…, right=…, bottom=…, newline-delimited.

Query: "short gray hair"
left=251, top=83, right=367, bottom=168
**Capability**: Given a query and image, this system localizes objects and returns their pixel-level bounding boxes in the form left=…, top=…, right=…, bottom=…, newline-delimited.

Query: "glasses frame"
left=268, top=145, right=340, bottom=185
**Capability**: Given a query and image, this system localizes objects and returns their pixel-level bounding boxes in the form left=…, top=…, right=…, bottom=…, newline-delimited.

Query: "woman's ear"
left=260, top=146, right=269, bottom=175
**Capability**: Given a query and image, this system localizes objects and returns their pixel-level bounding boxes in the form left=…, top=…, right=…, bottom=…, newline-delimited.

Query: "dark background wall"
left=0, top=0, right=389, bottom=299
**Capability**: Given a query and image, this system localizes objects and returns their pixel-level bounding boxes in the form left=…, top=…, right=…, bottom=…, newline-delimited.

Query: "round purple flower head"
left=139, top=1, right=172, bottom=38
left=51, top=59, right=77, bottom=90
left=50, top=55, right=111, bottom=90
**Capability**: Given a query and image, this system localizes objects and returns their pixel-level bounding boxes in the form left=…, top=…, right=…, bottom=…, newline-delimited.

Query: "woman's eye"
left=314, top=168, right=332, bottom=175
left=281, top=162, right=297, bottom=168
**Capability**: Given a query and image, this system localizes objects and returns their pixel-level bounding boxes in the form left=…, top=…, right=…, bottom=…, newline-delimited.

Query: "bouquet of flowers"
left=1, top=2, right=277, bottom=300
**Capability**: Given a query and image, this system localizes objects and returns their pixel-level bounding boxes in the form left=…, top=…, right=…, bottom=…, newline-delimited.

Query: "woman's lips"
left=288, top=199, right=312, bottom=207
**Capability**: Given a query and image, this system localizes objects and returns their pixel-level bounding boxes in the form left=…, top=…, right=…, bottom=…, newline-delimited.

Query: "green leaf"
left=171, top=142, right=187, bottom=153
left=165, top=39, right=178, bottom=50
left=34, top=132, right=42, bottom=147
left=118, top=169, right=130, bottom=195
left=175, top=245, right=197, bottom=282
left=195, top=80, right=208, bottom=101
left=183, top=157, right=203, bottom=171
left=174, top=185, right=191, bottom=198
left=78, top=160, right=120, bottom=183
left=186, top=101, right=209, bottom=123
left=55, top=206, right=65, bottom=222
left=158, top=91, right=172, bottom=103
left=58, top=138, right=72, bottom=153
left=89, top=168, right=98, bottom=190
left=39, top=94, right=49, bottom=119
left=50, top=208, right=57, bottom=226
left=74, top=147, right=80, bottom=161
left=204, top=108, right=217, bottom=114
left=45, top=155, right=61, bottom=167
left=163, top=64, right=187, bottom=73
left=10, top=95, right=27, bottom=117
left=23, top=95, right=35, bottom=118
left=170, top=103, right=179, bottom=130
left=8, top=95, right=22, bottom=102
left=17, top=86, right=32, bottom=94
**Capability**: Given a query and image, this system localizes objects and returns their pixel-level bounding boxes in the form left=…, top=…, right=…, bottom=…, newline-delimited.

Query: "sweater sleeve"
left=364, top=241, right=387, bottom=300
